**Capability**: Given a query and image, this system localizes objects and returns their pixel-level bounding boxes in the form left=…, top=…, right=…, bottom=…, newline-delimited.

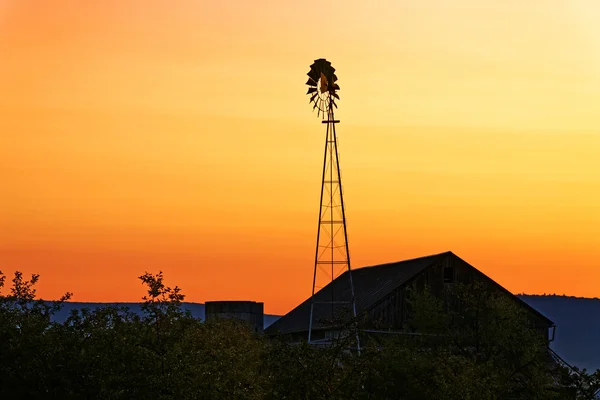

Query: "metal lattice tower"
left=305, top=59, right=360, bottom=351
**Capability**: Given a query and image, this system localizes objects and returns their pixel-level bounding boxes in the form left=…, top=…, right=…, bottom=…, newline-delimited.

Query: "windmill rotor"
left=306, top=58, right=340, bottom=118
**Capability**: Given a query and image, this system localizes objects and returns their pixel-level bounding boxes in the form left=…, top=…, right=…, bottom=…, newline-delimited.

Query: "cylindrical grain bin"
left=205, top=301, right=264, bottom=334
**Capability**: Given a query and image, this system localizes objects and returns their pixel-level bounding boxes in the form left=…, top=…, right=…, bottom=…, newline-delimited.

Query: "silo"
left=205, top=301, right=264, bottom=334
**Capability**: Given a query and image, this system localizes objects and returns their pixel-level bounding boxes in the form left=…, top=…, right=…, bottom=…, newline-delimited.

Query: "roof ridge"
left=356, top=251, right=452, bottom=271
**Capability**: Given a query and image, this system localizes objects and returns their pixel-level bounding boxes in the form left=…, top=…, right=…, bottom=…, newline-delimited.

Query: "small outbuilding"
left=205, top=300, right=264, bottom=334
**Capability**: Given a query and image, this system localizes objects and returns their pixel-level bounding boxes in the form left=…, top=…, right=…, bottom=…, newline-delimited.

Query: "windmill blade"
left=332, top=92, right=340, bottom=100
left=310, top=93, right=318, bottom=103
left=314, top=58, right=329, bottom=66
left=332, top=84, right=340, bottom=91
left=307, top=69, right=320, bottom=82
left=307, top=87, right=317, bottom=94
left=314, top=61, right=331, bottom=75
left=306, top=77, right=317, bottom=86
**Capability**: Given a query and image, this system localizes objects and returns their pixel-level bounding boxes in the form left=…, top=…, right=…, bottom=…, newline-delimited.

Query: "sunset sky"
left=1, top=0, right=599, bottom=314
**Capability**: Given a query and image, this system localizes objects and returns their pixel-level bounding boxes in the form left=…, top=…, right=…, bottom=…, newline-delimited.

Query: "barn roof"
left=266, top=252, right=449, bottom=335
left=265, top=251, right=555, bottom=336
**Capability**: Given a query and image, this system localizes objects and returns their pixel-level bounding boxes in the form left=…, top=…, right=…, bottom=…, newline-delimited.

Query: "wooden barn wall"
left=363, top=254, right=553, bottom=341
left=448, top=256, right=552, bottom=340
left=364, top=254, right=456, bottom=330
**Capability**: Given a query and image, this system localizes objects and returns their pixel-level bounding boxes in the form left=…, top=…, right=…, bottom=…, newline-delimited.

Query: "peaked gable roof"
left=266, top=251, right=555, bottom=336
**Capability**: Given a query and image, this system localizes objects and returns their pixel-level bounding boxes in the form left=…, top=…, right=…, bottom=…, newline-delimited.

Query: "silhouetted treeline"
left=518, top=293, right=600, bottom=300
left=1, top=270, right=599, bottom=400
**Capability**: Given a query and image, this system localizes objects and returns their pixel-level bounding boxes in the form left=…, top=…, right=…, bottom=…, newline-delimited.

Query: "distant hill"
left=51, top=296, right=599, bottom=373
left=50, top=302, right=281, bottom=330
left=518, top=294, right=600, bottom=372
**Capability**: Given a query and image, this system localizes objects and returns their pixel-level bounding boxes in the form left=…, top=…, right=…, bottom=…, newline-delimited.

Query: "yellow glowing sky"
left=1, top=1, right=599, bottom=313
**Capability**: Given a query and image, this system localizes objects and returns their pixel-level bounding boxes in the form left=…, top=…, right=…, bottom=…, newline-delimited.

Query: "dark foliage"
left=0, top=270, right=597, bottom=399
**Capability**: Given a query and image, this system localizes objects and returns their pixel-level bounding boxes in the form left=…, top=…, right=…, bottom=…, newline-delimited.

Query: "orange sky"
left=1, top=0, right=599, bottom=314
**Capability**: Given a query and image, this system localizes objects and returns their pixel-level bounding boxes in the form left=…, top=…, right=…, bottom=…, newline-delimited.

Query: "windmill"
left=305, top=59, right=360, bottom=351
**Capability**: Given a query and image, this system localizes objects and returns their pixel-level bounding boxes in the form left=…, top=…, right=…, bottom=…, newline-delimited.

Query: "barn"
left=265, top=251, right=555, bottom=344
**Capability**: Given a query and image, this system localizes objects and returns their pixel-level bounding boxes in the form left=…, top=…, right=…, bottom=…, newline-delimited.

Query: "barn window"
left=443, top=264, right=454, bottom=283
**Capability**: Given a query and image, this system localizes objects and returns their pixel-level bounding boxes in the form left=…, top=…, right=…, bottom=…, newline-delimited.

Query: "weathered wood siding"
left=363, top=254, right=553, bottom=342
